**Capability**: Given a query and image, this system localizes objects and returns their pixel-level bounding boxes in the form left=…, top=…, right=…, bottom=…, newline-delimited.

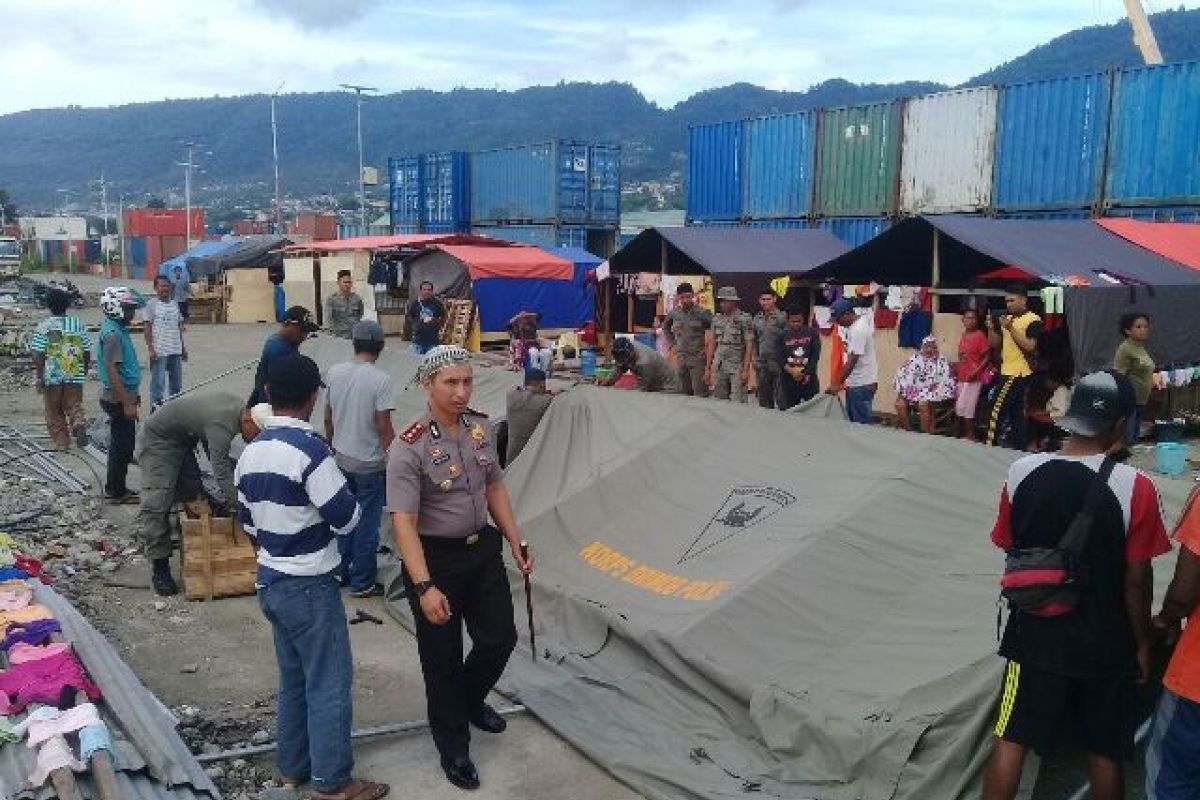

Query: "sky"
left=4, top=0, right=1198, bottom=115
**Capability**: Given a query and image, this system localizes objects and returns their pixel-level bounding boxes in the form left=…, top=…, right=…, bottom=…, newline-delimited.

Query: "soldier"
left=386, top=346, right=534, bottom=792
left=751, top=289, right=787, bottom=408
left=662, top=282, right=713, bottom=397
left=605, top=338, right=677, bottom=393
left=709, top=286, right=754, bottom=402
left=324, top=269, right=365, bottom=339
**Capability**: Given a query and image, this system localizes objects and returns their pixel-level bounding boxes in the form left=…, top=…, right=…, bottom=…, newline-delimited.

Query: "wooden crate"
left=180, top=513, right=257, bottom=601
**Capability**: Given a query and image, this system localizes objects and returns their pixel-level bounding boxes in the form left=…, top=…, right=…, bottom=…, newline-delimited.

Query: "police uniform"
left=386, top=409, right=517, bottom=764
left=711, top=309, right=754, bottom=402
left=663, top=304, right=712, bottom=397
left=752, top=309, right=786, bottom=408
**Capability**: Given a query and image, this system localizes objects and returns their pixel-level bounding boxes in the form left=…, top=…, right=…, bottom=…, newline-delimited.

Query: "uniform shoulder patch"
left=399, top=422, right=425, bottom=444
left=463, top=407, right=489, bottom=419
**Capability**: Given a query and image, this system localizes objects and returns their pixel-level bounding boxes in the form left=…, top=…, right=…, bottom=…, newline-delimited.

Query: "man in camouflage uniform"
left=608, top=338, right=677, bottom=393
left=662, top=282, right=713, bottom=398
left=709, top=286, right=754, bottom=402
left=752, top=289, right=787, bottom=409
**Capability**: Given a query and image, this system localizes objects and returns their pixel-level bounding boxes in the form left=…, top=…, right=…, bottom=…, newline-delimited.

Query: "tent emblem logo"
left=679, top=486, right=797, bottom=564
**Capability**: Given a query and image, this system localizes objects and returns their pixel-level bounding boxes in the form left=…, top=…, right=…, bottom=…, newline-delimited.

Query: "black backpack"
left=999, top=457, right=1116, bottom=618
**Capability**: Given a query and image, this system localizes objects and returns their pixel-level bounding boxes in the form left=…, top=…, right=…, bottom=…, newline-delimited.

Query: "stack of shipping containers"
left=122, top=208, right=204, bottom=279
left=686, top=58, right=1200, bottom=242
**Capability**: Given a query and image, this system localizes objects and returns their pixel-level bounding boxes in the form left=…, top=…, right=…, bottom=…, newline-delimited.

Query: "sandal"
left=307, top=779, right=390, bottom=800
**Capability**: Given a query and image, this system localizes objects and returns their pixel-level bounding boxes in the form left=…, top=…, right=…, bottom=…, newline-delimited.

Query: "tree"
left=0, top=187, right=17, bottom=225
left=146, top=197, right=167, bottom=209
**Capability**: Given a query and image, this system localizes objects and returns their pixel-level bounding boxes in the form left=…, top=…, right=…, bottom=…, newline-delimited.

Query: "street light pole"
left=339, top=83, right=377, bottom=233
left=98, top=174, right=111, bottom=271
left=271, top=82, right=285, bottom=234
left=118, top=193, right=126, bottom=278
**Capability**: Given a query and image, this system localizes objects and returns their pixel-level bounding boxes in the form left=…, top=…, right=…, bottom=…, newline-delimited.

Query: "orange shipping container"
left=123, top=208, right=205, bottom=238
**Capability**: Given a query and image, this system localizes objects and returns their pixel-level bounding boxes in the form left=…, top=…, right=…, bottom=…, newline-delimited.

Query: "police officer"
left=709, top=286, right=754, bottom=402
left=136, top=392, right=265, bottom=595
left=662, top=282, right=713, bottom=397
left=386, top=346, right=534, bottom=792
left=605, top=338, right=677, bottom=392
left=752, top=289, right=787, bottom=408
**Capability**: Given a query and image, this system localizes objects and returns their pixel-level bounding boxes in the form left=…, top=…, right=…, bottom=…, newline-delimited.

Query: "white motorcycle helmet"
left=99, top=286, right=141, bottom=319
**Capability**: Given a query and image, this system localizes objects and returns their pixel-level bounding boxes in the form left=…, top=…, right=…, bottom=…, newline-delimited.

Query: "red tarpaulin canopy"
left=1097, top=219, right=1200, bottom=270
left=431, top=245, right=573, bottom=280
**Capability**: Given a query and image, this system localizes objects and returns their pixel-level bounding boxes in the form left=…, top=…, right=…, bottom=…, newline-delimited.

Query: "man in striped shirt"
left=29, top=288, right=91, bottom=449
left=235, top=353, right=389, bottom=800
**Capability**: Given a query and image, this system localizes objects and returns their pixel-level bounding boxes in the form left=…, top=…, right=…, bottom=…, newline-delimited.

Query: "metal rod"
left=160, top=359, right=259, bottom=405
left=195, top=705, right=527, bottom=764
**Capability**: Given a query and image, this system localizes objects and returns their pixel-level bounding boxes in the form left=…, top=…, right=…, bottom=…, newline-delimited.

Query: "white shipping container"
left=900, top=87, right=998, bottom=214
left=17, top=216, right=88, bottom=242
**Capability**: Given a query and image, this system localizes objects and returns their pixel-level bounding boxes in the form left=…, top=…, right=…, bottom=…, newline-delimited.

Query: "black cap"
left=266, top=354, right=324, bottom=407
left=676, top=282, right=695, bottom=295
left=1057, top=370, right=1136, bottom=438
left=282, top=306, right=319, bottom=334
left=524, top=368, right=547, bottom=383
left=612, top=337, right=634, bottom=356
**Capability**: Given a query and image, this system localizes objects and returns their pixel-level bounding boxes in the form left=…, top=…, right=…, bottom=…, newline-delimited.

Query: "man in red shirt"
left=983, top=370, right=1170, bottom=800
left=1147, top=487, right=1200, bottom=799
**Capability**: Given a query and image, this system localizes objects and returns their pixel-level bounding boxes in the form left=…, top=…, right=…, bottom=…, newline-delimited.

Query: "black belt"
left=419, top=526, right=495, bottom=551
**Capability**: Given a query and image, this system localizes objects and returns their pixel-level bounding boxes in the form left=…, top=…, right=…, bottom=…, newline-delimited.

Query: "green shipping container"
left=816, top=101, right=902, bottom=216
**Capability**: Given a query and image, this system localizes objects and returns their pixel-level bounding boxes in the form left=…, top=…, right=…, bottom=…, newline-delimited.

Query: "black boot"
left=151, top=559, right=179, bottom=597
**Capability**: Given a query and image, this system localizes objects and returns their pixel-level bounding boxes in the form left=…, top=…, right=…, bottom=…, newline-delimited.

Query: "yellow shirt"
left=1000, top=312, right=1039, bottom=378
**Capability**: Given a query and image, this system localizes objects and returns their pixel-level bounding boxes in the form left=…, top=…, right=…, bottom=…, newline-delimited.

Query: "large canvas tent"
left=158, top=236, right=290, bottom=278
left=610, top=227, right=850, bottom=301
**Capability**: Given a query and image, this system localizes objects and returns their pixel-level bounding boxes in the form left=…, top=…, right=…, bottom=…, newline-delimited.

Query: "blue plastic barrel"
left=580, top=348, right=597, bottom=378
left=1155, top=442, right=1188, bottom=476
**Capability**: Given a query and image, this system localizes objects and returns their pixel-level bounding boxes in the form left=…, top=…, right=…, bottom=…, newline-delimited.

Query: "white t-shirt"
left=842, top=313, right=878, bottom=388
left=144, top=298, right=183, bottom=356
left=325, top=360, right=395, bottom=472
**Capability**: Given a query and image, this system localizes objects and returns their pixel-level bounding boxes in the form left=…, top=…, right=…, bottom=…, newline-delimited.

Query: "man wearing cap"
left=325, top=269, right=364, bottom=340
left=605, top=338, right=676, bottom=393
left=324, top=320, right=396, bottom=597
left=136, top=392, right=264, bottom=596
left=662, top=282, right=713, bottom=397
left=982, top=370, right=1169, bottom=800
left=387, top=345, right=533, bottom=791
left=249, top=306, right=318, bottom=406
left=504, top=368, right=553, bottom=465
left=709, top=286, right=754, bottom=403
left=236, top=354, right=388, bottom=800
left=825, top=297, right=878, bottom=424
left=752, top=289, right=787, bottom=408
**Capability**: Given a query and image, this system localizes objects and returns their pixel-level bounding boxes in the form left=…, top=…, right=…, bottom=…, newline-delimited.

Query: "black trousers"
left=404, top=526, right=517, bottom=760
left=986, top=376, right=1030, bottom=450
left=100, top=398, right=137, bottom=496
left=756, top=363, right=781, bottom=409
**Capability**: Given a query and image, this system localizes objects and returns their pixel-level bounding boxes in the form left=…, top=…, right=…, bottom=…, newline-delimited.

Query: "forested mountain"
left=3, top=7, right=1198, bottom=210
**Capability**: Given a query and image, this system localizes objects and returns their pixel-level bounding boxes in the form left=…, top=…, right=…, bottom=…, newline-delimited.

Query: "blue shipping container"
left=994, top=72, right=1112, bottom=211
left=813, top=217, right=890, bottom=248
left=687, top=121, right=743, bottom=222
left=1107, top=60, right=1200, bottom=206
left=1104, top=205, right=1200, bottom=222
left=587, top=144, right=622, bottom=224
left=996, top=209, right=1092, bottom=220
left=746, top=218, right=808, bottom=229
left=130, top=237, right=147, bottom=270
left=684, top=220, right=742, bottom=229
left=471, top=140, right=619, bottom=224
left=388, top=155, right=424, bottom=230
left=743, top=112, right=817, bottom=218
left=472, top=224, right=615, bottom=252
left=392, top=223, right=421, bottom=234
left=423, top=151, right=470, bottom=230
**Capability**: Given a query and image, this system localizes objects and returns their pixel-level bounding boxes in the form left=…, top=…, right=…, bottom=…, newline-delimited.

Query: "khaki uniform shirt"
left=752, top=310, right=786, bottom=367
left=663, top=305, right=712, bottom=361
left=713, top=311, right=753, bottom=357
left=141, top=391, right=244, bottom=503
left=386, top=411, right=503, bottom=539
left=325, top=292, right=364, bottom=339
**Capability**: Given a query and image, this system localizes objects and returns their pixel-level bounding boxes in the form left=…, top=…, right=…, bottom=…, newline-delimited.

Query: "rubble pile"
left=176, top=704, right=279, bottom=799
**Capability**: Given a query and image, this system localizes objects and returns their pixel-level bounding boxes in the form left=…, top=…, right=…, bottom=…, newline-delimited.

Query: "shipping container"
left=471, top=224, right=616, bottom=257
left=745, top=218, right=809, bottom=229
left=993, top=73, right=1112, bottom=211
left=687, top=121, right=743, bottom=222
left=423, top=151, right=470, bottom=231
left=995, top=209, right=1092, bottom=220
left=292, top=213, right=338, bottom=241
left=816, top=102, right=902, bottom=216
left=391, top=223, right=421, bottom=235
left=743, top=112, right=817, bottom=218
left=684, top=219, right=743, bottom=228
left=129, top=238, right=147, bottom=271
left=813, top=216, right=891, bottom=248
left=1104, top=205, right=1200, bottom=222
left=1106, top=60, right=1200, bottom=207
left=587, top=144, right=622, bottom=224
left=388, top=155, right=424, bottom=231
left=900, top=87, right=998, bottom=214
left=122, top=208, right=205, bottom=238
left=471, top=140, right=618, bottom=225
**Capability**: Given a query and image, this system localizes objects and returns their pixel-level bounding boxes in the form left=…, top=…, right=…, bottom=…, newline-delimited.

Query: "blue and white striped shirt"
left=235, top=416, right=360, bottom=585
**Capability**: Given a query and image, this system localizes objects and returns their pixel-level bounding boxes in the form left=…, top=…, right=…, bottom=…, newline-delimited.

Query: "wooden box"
left=180, top=514, right=257, bottom=601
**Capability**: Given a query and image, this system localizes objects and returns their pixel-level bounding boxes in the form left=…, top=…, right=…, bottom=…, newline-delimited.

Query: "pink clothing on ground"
left=0, top=649, right=101, bottom=713
left=28, top=735, right=84, bottom=786
left=0, top=581, right=32, bottom=612
left=5, top=642, right=70, bottom=665
left=21, top=702, right=101, bottom=748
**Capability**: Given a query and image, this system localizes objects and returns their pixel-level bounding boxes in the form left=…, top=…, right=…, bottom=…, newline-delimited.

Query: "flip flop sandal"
left=307, top=779, right=389, bottom=800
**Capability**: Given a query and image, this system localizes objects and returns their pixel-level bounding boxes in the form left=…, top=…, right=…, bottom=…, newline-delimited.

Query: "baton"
left=520, top=541, right=535, bottom=660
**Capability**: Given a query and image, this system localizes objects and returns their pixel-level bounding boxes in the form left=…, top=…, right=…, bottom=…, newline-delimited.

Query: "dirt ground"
left=3, top=272, right=640, bottom=800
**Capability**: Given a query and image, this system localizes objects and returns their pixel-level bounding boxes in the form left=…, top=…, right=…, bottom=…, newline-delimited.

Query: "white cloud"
left=1, top=0, right=1197, bottom=114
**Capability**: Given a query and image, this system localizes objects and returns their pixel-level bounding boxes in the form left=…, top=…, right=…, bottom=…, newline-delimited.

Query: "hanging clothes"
left=828, top=326, right=846, bottom=390
left=897, top=311, right=933, bottom=349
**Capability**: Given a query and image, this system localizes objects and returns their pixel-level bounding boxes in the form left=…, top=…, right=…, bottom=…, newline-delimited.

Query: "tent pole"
left=931, top=229, right=941, bottom=314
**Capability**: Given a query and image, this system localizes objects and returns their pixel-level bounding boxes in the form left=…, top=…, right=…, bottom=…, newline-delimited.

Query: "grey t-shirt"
left=325, top=360, right=395, bottom=473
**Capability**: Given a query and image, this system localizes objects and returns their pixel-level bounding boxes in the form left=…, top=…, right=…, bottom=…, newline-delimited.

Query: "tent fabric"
left=287, top=234, right=504, bottom=253
left=1065, top=284, right=1200, bottom=373
left=473, top=262, right=595, bottom=332
left=188, top=236, right=290, bottom=276
left=406, top=250, right=475, bottom=301
left=805, top=216, right=1200, bottom=287
left=430, top=245, right=573, bottom=280
left=1097, top=219, right=1200, bottom=270
left=549, top=246, right=604, bottom=268
left=158, top=240, right=238, bottom=276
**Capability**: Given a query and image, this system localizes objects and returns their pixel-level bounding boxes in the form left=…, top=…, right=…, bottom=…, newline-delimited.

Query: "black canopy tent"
left=609, top=227, right=850, bottom=305
left=191, top=236, right=291, bottom=278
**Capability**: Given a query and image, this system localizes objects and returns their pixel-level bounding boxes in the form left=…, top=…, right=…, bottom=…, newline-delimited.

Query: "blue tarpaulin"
left=473, top=246, right=598, bottom=332
left=158, top=240, right=238, bottom=278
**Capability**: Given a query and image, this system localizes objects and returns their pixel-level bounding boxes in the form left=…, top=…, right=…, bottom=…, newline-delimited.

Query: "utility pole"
left=271, top=81, right=285, bottom=235
left=97, top=174, right=111, bottom=271
left=175, top=143, right=210, bottom=249
left=339, top=83, right=377, bottom=233
left=1123, top=0, right=1164, bottom=65
left=118, top=193, right=127, bottom=278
